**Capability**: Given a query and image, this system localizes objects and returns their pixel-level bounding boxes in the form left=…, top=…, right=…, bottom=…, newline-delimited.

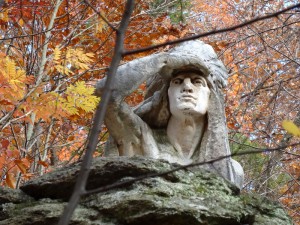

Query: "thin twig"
left=229, top=139, right=300, bottom=157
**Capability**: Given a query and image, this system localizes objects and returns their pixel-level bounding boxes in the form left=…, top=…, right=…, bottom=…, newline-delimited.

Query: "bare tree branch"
left=57, top=0, right=135, bottom=224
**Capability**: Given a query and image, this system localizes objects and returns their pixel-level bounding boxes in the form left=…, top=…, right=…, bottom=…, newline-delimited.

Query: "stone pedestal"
left=0, top=157, right=292, bottom=225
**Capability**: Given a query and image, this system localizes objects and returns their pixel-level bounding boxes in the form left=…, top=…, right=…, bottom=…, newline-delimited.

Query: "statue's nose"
left=181, top=78, right=193, bottom=93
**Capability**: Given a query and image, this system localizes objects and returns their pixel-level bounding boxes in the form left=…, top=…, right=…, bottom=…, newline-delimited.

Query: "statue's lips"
left=179, top=95, right=197, bottom=101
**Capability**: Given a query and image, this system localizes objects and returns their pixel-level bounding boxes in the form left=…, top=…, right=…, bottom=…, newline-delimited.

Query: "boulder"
left=0, top=156, right=293, bottom=225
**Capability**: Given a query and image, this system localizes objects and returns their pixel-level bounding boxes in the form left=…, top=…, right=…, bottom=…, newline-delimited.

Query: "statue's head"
left=134, top=40, right=228, bottom=128
left=168, top=71, right=210, bottom=118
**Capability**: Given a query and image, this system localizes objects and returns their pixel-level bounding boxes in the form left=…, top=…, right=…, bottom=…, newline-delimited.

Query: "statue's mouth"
left=180, top=95, right=196, bottom=100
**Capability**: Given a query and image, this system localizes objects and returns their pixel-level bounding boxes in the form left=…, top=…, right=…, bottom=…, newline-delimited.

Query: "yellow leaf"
left=19, top=18, right=24, bottom=26
left=282, top=120, right=300, bottom=137
left=96, top=11, right=108, bottom=33
left=86, top=53, right=95, bottom=58
left=0, top=57, right=26, bottom=99
left=0, top=10, right=9, bottom=22
left=54, top=47, right=61, bottom=62
left=59, top=81, right=100, bottom=115
left=55, top=65, right=74, bottom=76
left=54, top=48, right=94, bottom=75
left=96, top=19, right=107, bottom=33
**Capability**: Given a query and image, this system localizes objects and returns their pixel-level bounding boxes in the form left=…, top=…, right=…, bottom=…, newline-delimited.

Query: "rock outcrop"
left=0, top=156, right=293, bottom=225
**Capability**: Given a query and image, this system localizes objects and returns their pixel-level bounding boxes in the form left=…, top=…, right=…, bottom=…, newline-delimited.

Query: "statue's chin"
left=172, top=105, right=207, bottom=118
left=170, top=103, right=194, bottom=116
left=175, top=101, right=196, bottom=109
left=173, top=107, right=198, bottom=117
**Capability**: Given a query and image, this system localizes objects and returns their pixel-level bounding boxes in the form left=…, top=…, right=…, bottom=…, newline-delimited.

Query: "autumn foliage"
left=0, top=0, right=299, bottom=223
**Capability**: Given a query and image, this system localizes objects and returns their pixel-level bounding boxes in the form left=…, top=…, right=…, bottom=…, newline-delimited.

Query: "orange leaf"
left=23, top=173, right=35, bottom=179
left=1, top=139, right=9, bottom=149
left=38, top=160, right=49, bottom=168
left=6, top=149, right=20, bottom=158
left=227, top=122, right=237, bottom=130
left=68, top=135, right=75, bottom=141
left=13, top=126, right=21, bottom=133
left=0, top=99, right=13, bottom=105
left=14, top=159, right=27, bottom=174
left=25, top=75, right=35, bottom=84
left=217, top=41, right=229, bottom=49
left=5, top=173, right=16, bottom=188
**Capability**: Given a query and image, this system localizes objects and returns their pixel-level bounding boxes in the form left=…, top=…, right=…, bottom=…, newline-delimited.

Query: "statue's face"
left=168, top=73, right=210, bottom=118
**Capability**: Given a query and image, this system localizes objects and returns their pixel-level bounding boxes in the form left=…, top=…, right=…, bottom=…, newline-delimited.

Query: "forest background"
left=0, top=0, right=299, bottom=223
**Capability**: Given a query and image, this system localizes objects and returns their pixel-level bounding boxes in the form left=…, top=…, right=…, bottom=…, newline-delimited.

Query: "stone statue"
left=96, top=40, right=244, bottom=188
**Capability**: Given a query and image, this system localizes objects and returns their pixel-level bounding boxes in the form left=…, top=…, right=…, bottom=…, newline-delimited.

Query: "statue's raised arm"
left=95, top=52, right=168, bottom=100
left=95, top=52, right=169, bottom=158
left=95, top=41, right=244, bottom=189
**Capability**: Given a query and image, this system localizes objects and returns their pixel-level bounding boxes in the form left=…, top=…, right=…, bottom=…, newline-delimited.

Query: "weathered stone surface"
left=20, top=156, right=186, bottom=200
left=0, top=157, right=293, bottom=225
left=0, top=186, right=32, bottom=204
left=0, top=199, right=107, bottom=225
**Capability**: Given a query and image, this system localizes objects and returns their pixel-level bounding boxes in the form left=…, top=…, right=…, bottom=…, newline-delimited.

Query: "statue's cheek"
left=195, top=90, right=210, bottom=113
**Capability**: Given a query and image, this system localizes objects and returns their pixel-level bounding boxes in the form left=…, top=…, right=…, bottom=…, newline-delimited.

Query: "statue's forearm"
left=95, top=52, right=168, bottom=99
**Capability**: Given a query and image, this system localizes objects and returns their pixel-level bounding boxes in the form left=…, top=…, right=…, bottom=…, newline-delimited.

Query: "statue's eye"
left=172, top=78, right=182, bottom=84
left=193, top=79, right=203, bottom=85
